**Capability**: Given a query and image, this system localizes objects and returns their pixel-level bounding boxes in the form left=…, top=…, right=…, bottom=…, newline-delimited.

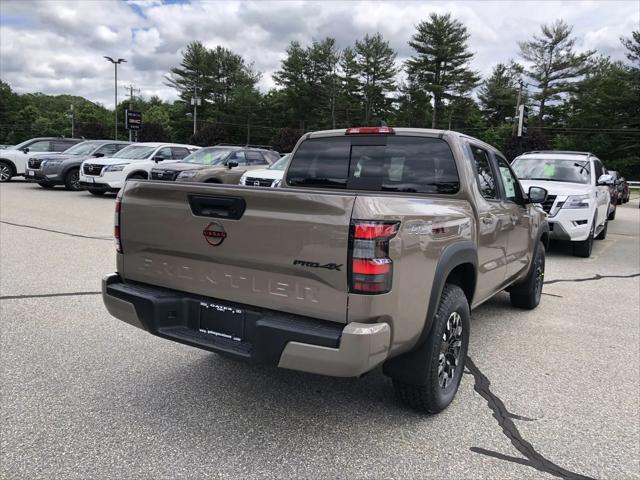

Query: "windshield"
left=64, top=142, right=100, bottom=155
left=182, top=147, right=234, bottom=165
left=511, top=157, right=591, bottom=184
left=269, top=154, right=291, bottom=171
left=112, top=145, right=156, bottom=160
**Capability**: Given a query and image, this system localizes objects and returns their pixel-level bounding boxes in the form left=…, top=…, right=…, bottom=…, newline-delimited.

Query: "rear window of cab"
left=286, top=136, right=459, bottom=194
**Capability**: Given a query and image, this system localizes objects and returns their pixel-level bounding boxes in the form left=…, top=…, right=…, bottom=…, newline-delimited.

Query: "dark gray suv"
left=25, top=140, right=130, bottom=190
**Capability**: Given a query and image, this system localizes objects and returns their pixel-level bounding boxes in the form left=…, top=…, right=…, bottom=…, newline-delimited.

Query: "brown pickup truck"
left=103, top=127, right=549, bottom=413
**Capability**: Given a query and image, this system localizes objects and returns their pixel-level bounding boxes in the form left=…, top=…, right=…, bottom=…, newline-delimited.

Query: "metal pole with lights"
left=103, top=56, right=127, bottom=139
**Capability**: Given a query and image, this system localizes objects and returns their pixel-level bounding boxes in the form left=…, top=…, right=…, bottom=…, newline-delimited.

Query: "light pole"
left=103, top=56, right=127, bottom=139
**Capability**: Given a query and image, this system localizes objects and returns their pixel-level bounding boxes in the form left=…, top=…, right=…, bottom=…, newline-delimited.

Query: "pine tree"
left=354, top=33, right=397, bottom=125
left=273, top=41, right=313, bottom=129
left=621, top=30, right=640, bottom=65
left=406, top=13, right=479, bottom=128
left=518, top=19, right=594, bottom=125
left=337, top=46, right=362, bottom=126
left=478, top=61, right=524, bottom=126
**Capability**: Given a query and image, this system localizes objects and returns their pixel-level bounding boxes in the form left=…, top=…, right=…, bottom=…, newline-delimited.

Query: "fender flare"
left=126, top=170, right=148, bottom=180
left=0, top=158, right=17, bottom=174
left=60, top=163, right=81, bottom=179
left=535, top=219, right=550, bottom=250
left=383, top=240, right=477, bottom=385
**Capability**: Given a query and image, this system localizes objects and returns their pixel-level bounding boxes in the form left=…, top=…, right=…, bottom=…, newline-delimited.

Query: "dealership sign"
left=125, top=110, right=142, bottom=130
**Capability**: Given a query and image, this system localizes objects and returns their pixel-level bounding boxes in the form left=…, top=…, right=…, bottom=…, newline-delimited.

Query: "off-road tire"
left=64, top=168, right=81, bottom=191
left=88, top=189, right=105, bottom=196
left=596, top=219, right=608, bottom=240
left=0, top=161, right=14, bottom=182
left=510, top=242, right=545, bottom=309
left=38, top=181, right=55, bottom=189
left=393, top=284, right=470, bottom=414
left=572, top=220, right=595, bottom=258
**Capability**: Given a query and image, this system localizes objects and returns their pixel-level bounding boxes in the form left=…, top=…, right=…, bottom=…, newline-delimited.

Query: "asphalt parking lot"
left=1, top=181, right=639, bottom=480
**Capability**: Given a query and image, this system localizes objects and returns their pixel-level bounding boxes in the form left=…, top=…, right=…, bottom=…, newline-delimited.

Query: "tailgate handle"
left=188, top=195, right=246, bottom=220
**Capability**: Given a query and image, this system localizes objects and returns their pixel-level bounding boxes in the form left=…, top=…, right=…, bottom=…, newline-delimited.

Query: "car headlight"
left=104, top=164, right=128, bottom=172
left=272, top=179, right=282, bottom=188
left=563, top=194, right=590, bottom=209
left=177, top=171, right=197, bottom=179
left=239, top=175, right=247, bottom=185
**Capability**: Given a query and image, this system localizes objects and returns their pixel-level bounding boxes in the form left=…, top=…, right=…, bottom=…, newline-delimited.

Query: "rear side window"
left=171, top=147, right=190, bottom=160
left=286, top=136, right=459, bottom=193
left=245, top=151, right=267, bottom=165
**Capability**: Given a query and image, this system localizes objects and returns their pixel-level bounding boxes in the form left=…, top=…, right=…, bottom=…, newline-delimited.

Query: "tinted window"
left=470, top=145, right=497, bottom=199
left=171, top=147, right=190, bottom=160
left=229, top=151, right=247, bottom=165
left=287, top=136, right=458, bottom=193
left=287, top=137, right=350, bottom=188
left=52, top=141, right=73, bottom=152
left=245, top=151, right=267, bottom=165
left=496, top=156, right=522, bottom=203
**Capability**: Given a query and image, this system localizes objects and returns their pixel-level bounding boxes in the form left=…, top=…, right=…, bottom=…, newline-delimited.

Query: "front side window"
left=27, top=140, right=51, bottom=152
left=470, top=145, right=497, bottom=199
left=245, top=151, right=267, bottom=165
left=511, top=157, right=591, bottom=185
left=96, top=144, right=121, bottom=156
left=66, top=142, right=101, bottom=156
left=229, top=151, right=247, bottom=165
left=496, top=156, right=522, bottom=203
left=171, top=147, right=190, bottom=160
left=155, top=147, right=172, bottom=160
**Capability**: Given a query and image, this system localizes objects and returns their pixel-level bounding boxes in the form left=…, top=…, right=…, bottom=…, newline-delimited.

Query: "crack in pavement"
left=466, top=357, right=597, bottom=480
left=544, top=273, right=639, bottom=285
left=0, top=291, right=101, bottom=300
left=0, top=220, right=112, bottom=241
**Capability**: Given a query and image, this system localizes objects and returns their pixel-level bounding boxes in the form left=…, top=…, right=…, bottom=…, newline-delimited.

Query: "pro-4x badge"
left=203, top=222, right=227, bottom=246
left=293, top=260, right=342, bottom=271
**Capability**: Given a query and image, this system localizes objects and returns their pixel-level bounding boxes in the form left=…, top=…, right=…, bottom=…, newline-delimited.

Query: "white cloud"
left=0, top=0, right=637, bottom=108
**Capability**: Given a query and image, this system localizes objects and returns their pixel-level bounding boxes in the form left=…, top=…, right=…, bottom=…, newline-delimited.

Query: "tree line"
left=1, top=16, right=638, bottom=178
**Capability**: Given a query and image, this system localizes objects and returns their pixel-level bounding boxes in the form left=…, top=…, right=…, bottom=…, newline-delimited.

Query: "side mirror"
left=227, top=161, right=239, bottom=169
left=597, top=174, right=614, bottom=186
left=93, top=152, right=104, bottom=158
left=22, top=147, right=29, bottom=154
left=528, top=186, right=548, bottom=204
left=153, top=155, right=165, bottom=163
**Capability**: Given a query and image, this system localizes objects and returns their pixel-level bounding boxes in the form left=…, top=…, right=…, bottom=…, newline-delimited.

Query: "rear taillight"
left=345, top=126, right=395, bottom=135
left=114, top=198, right=122, bottom=253
left=349, top=220, right=399, bottom=294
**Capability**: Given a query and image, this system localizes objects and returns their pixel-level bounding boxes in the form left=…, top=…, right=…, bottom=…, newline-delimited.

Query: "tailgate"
left=119, top=182, right=356, bottom=323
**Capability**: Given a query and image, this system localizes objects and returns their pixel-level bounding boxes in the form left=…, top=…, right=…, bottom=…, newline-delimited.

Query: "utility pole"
left=124, top=84, right=141, bottom=142
left=103, top=56, right=127, bottom=140
left=512, top=79, right=525, bottom=136
left=190, top=84, right=201, bottom=136
left=68, top=104, right=74, bottom=138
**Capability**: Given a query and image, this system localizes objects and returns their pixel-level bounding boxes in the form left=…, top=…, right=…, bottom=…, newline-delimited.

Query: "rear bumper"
left=102, top=273, right=390, bottom=377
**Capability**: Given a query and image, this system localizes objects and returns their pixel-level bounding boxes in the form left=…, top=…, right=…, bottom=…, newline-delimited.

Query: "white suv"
left=79, top=142, right=199, bottom=195
left=239, top=153, right=291, bottom=187
left=511, top=151, right=613, bottom=257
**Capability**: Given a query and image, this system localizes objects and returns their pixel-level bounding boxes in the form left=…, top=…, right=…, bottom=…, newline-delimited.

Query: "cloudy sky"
left=1, top=0, right=638, bottom=108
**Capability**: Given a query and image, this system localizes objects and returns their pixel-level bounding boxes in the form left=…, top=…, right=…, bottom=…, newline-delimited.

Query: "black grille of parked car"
left=245, top=177, right=274, bottom=187
left=28, top=158, right=43, bottom=169
left=540, top=195, right=556, bottom=214
left=83, top=164, right=104, bottom=176
left=151, top=170, right=179, bottom=181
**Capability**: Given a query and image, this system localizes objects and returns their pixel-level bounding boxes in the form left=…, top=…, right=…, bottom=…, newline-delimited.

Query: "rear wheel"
left=510, top=242, right=545, bottom=309
left=64, top=168, right=81, bottom=191
left=88, top=189, right=105, bottom=196
left=393, top=284, right=469, bottom=414
left=38, top=182, right=55, bottom=189
left=572, top=220, right=595, bottom=258
left=0, top=161, right=13, bottom=182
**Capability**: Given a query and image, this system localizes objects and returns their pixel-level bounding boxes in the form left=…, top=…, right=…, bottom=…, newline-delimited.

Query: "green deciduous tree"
left=406, top=13, right=479, bottom=128
left=518, top=19, right=594, bottom=125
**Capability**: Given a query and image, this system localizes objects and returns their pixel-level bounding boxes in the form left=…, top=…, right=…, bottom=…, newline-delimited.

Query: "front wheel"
left=88, top=189, right=105, bottom=196
left=510, top=242, right=545, bottom=309
left=64, top=168, right=81, bottom=191
left=572, top=220, right=595, bottom=258
left=0, top=161, right=14, bottom=182
left=393, top=284, right=470, bottom=414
